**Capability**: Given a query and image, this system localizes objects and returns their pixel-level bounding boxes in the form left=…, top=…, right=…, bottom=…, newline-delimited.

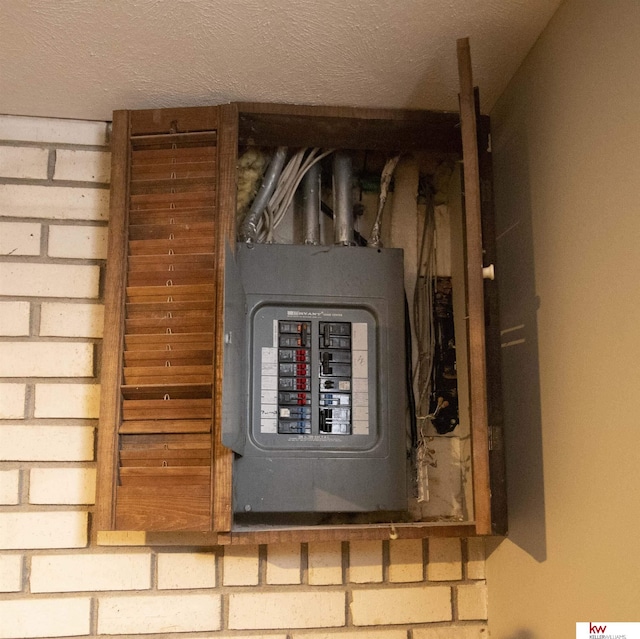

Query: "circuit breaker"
left=222, top=243, right=407, bottom=513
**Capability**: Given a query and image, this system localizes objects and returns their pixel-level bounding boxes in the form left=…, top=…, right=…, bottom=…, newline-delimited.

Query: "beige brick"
left=228, top=591, right=345, bottom=630
left=457, top=583, right=488, bottom=620
left=348, top=540, right=383, bottom=583
left=294, top=632, right=407, bottom=639
left=413, top=625, right=488, bottom=639
left=0, top=146, right=48, bottom=179
left=0, top=555, right=23, bottom=592
left=29, top=467, right=96, bottom=504
left=0, top=114, right=108, bottom=145
left=48, top=224, right=108, bottom=259
left=0, top=597, right=90, bottom=638
left=40, top=302, right=104, bottom=338
left=0, top=222, right=41, bottom=256
left=351, top=585, right=451, bottom=626
left=95, top=530, right=146, bottom=545
left=0, top=470, right=20, bottom=504
left=0, top=302, right=30, bottom=336
left=223, top=544, right=259, bottom=586
left=54, top=149, right=111, bottom=183
left=266, top=542, right=301, bottom=584
left=308, top=541, right=342, bottom=585
left=0, top=426, right=94, bottom=461
left=0, top=342, right=93, bottom=377
left=389, top=538, right=424, bottom=582
left=0, top=511, right=87, bottom=549
left=31, top=552, right=151, bottom=592
left=466, top=538, right=486, bottom=580
left=0, top=184, right=109, bottom=221
left=427, top=537, right=462, bottom=581
left=157, top=552, right=216, bottom=589
left=205, top=636, right=288, bottom=639
left=34, top=383, right=100, bottom=418
left=0, top=263, right=100, bottom=298
left=97, top=593, right=221, bottom=634
left=0, top=384, right=25, bottom=418
left=204, top=636, right=288, bottom=639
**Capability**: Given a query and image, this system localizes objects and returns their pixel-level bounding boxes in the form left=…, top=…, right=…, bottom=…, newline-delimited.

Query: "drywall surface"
left=488, top=0, right=640, bottom=635
left=0, top=0, right=561, bottom=119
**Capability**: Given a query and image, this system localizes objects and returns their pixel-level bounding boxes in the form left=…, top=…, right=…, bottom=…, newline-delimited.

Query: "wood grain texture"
left=94, top=110, right=130, bottom=538
left=221, top=523, right=478, bottom=545
left=129, top=106, right=219, bottom=136
left=211, top=103, right=238, bottom=533
left=238, top=110, right=461, bottom=153
left=115, top=484, right=211, bottom=531
left=457, top=38, right=492, bottom=535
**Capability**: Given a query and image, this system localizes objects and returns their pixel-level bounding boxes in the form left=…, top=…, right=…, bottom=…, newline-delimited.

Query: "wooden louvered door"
left=96, top=106, right=235, bottom=534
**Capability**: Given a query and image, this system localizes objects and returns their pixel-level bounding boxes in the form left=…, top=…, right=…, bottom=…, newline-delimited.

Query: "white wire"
left=256, top=148, right=334, bottom=243
left=413, top=193, right=437, bottom=421
left=413, top=193, right=437, bottom=503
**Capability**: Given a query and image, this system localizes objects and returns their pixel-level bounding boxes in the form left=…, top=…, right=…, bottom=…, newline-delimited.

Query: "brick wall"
left=0, top=114, right=488, bottom=639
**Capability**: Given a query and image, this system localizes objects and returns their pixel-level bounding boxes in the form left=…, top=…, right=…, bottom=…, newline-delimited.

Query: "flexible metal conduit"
left=238, top=146, right=288, bottom=243
left=302, top=162, right=321, bottom=245
left=332, top=151, right=354, bottom=246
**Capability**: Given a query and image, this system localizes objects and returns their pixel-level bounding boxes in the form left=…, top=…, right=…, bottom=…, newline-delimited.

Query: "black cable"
left=404, top=294, right=418, bottom=449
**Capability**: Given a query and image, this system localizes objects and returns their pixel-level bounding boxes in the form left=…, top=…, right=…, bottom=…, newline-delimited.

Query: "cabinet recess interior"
left=95, top=41, right=506, bottom=544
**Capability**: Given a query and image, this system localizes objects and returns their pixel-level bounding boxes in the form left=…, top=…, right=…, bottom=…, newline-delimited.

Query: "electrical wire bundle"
left=255, top=147, right=334, bottom=243
left=412, top=191, right=438, bottom=502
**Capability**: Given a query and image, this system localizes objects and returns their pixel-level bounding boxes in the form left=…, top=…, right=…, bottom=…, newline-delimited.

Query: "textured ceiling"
left=0, top=0, right=562, bottom=121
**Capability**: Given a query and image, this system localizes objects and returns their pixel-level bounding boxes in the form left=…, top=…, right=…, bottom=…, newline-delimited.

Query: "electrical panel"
left=223, top=243, right=407, bottom=514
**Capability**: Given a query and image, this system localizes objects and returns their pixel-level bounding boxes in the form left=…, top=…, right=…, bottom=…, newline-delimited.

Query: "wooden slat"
left=120, top=385, right=212, bottom=401
left=121, top=433, right=211, bottom=446
left=124, top=366, right=212, bottom=386
left=125, top=307, right=214, bottom=321
left=124, top=364, right=212, bottom=377
left=125, top=272, right=215, bottom=289
left=120, top=467, right=211, bottom=486
left=129, top=190, right=215, bottom=207
left=131, top=159, right=216, bottom=178
left=123, top=376, right=213, bottom=387
left=129, top=177, right=216, bottom=195
left=126, top=315, right=213, bottom=328
left=132, top=146, right=216, bottom=164
left=128, top=255, right=216, bottom=272
left=120, top=448, right=210, bottom=461
left=129, top=222, right=214, bottom=241
left=123, top=351, right=213, bottom=367
left=122, top=398, right=211, bottom=421
left=128, top=238, right=215, bottom=256
left=119, top=419, right=211, bottom=435
left=131, top=131, right=217, bottom=148
left=124, top=332, right=213, bottom=349
left=125, top=315, right=213, bottom=331
left=126, top=283, right=214, bottom=299
left=115, top=484, right=211, bottom=531
left=129, top=106, right=219, bottom=136
left=129, top=208, right=215, bottom=225
left=457, top=37, right=492, bottom=536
